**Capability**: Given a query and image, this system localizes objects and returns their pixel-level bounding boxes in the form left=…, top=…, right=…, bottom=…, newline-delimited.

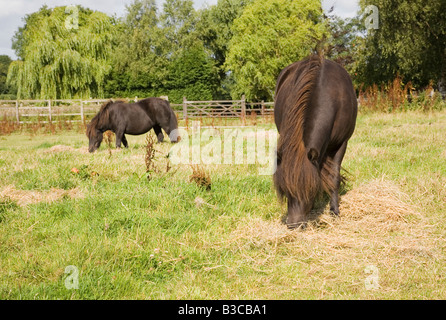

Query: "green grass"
left=0, top=111, right=445, bottom=299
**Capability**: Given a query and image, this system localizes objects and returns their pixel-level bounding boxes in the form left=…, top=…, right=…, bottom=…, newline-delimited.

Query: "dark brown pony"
left=273, top=54, right=357, bottom=229
left=86, top=97, right=179, bottom=153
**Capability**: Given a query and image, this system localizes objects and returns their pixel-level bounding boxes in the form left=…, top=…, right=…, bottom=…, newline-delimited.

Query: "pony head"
left=86, top=122, right=104, bottom=153
left=86, top=101, right=113, bottom=153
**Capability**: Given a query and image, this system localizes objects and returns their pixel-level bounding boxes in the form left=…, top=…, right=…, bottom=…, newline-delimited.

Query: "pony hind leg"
left=114, top=128, right=126, bottom=149
left=321, top=142, right=348, bottom=216
left=115, top=133, right=122, bottom=148
left=122, top=134, right=128, bottom=148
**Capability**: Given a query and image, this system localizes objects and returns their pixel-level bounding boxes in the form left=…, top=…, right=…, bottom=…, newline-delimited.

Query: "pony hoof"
left=287, top=222, right=306, bottom=230
left=330, top=210, right=340, bottom=217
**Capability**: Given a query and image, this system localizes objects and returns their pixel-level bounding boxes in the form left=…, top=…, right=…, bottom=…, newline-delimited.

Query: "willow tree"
left=225, top=0, right=327, bottom=101
left=7, top=5, right=115, bottom=99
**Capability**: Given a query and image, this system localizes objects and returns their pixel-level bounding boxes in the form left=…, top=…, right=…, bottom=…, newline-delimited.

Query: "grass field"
left=0, top=110, right=445, bottom=299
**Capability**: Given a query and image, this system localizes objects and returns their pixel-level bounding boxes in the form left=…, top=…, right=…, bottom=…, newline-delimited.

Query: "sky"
left=0, top=0, right=359, bottom=60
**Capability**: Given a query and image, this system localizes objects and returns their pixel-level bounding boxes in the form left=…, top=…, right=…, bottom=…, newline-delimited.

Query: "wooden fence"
left=0, top=97, right=275, bottom=124
left=0, top=99, right=109, bottom=124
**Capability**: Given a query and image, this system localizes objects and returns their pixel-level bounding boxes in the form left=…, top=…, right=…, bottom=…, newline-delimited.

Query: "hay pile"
left=44, top=145, right=89, bottom=154
left=221, top=178, right=437, bottom=295
left=0, top=185, right=84, bottom=206
left=231, top=178, right=423, bottom=239
left=44, top=145, right=75, bottom=153
left=339, top=178, right=421, bottom=223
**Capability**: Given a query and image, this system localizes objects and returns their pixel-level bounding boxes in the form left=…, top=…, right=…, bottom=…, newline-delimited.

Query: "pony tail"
left=274, top=54, right=323, bottom=204
left=320, top=158, right=338, bottom=195
left=320, top=157, right=347, bottom=196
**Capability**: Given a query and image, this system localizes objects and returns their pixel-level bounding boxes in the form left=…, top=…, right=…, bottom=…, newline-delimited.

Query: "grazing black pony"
left=273, top=54, right=358, bottom=229
left=86, top=97, right=179, bottom=153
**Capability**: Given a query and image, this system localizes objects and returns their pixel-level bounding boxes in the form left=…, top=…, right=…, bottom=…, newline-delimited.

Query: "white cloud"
left=0, top=1, right=29, bottom=18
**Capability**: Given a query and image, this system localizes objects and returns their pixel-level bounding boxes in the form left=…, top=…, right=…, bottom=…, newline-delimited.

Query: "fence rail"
left=0, top=99, right=110, bottom=124
left=0, top=97, right=275, bottom=124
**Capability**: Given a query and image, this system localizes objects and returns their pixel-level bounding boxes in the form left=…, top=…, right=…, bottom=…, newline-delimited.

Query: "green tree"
left=159, top=0, right=220, bottom=102
left=7, top=5, right=115, bottom=99
left=198, top=0, right=251, bottom=98
left=106, top=0, right=217, bottom=101
left=225, top=0, right=327, bottom=101
left=106, top=0, right=168, bottom=97
left=161, top=0, right=200, bottom=55
left=355, top=0, right=446, bottom=91
left=324, top=11, right=362, bottom=73
left=166, top=44, right=219, bottom=102
left=0, top=55, right=16, bottom=98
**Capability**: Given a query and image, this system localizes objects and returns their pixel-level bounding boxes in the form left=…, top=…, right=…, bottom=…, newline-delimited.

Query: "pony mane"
left=86, top=100, right=115, bottom=138
left=274, top=54, right=323, bottom=203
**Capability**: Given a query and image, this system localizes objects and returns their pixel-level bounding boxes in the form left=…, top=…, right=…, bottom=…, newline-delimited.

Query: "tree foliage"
left=7, top=5, right=115, bottom=99
left=105, top=0, right=167, bottom=97
left=225, top=0, right=327, bottom=101
left=5, top=0, right=445, bottom=102
left=104, top=0, right=217, bottom=103
left=0, top=55, right=15, bottom=98
left=166, top=44, right=219, bottom=101
left=355, top=0, right=446, bottom=90
left=324, top=12, right=361, bottom=72
left=198, top=0, right=251, bottom=99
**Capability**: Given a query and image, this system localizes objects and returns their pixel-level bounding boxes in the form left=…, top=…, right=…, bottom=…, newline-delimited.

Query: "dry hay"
left=339, top=178, right=421, bottom=223
left=230, top=178, right=424, bottom=239
left=44, top=145, right=89, bottom=154
left=189, top=165, right=212, bottom=190
left=0, top=185, right=84, bottom=207
left=44, top=145, right=75, bottom=153
left=221, top=178, right=438, bottom=292
left=77, top=146, right=89, bottom=154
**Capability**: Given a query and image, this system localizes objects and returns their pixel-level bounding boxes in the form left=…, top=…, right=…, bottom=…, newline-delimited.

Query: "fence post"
left=15, top=100, right=20, bottom=124
left=48, top=100, right=52, bottom=122
left=80, top=100, right=84, bottom=123
left=261, top=100, right=265, bottom=117
left=241, top=95, right=246, bottom=125
left=182, top=96, right=188, bottom=120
